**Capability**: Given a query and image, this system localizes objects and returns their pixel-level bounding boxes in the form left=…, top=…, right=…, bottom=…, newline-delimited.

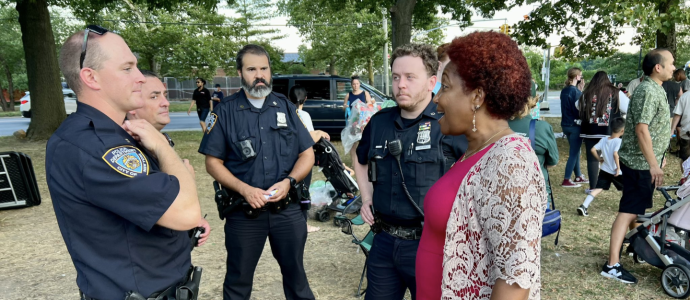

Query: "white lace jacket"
left=442, top=134, right=546, bottom=300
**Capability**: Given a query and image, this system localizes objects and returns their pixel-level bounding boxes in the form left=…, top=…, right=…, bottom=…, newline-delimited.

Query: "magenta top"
left=415, top=145, right=494, bottom=300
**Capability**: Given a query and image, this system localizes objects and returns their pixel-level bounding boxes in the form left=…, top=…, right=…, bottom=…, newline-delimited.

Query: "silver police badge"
left=417, top=130, right=430, bottom=144
left=277, top=112, right=288, bottom=128
left=102, top=146, right=149, bottom=177
left=416, top=121, right=432, bottom=150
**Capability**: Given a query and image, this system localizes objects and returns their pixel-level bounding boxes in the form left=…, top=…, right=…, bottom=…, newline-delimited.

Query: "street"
left=0, top=112, right=203, bottom=137
left=0, top=91, right=563, bottom=137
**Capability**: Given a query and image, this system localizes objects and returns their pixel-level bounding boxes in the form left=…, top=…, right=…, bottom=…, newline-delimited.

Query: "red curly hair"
left=446, top=31, right=531, bottom=120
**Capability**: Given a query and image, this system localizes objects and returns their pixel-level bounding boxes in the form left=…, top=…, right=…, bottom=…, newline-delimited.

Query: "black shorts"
left=197, top=107, right=210, bottom=121
left=619, top=163, right=654, bottom=215
left=595, top=170, right=624, bottom=191
left=680, top=138, right=690, bottom=162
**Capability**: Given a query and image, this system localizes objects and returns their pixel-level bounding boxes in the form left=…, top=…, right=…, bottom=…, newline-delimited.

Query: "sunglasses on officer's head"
left=80, top=25, right=109, bottom=69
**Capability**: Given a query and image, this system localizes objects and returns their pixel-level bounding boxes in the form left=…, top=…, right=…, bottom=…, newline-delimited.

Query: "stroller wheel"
left=662, top=264, right=690, bottom=299
left=333, top=217, right=342, bottom=227
left=633, top=253, right=646, bottom=264
left=317, top=210, right=331, bottom=222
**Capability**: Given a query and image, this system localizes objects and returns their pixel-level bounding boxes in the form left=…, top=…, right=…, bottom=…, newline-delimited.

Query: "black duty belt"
left=80, top=266, right=202, bottom=300
left=375, top=219, right=423, bottom=240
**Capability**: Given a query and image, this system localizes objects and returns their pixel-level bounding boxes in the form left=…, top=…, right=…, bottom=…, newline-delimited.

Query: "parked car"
left=272, top=75, right=392, bottom=136
left=20, top=88, right=78, bottom=118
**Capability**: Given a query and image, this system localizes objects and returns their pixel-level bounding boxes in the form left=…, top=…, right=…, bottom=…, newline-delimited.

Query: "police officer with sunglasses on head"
left=47, top=25, right=205, bottom=300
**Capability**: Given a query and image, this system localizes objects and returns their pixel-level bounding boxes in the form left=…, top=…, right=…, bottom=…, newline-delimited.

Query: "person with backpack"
left=577, top=118, right=625, bottom=216
left=508, top=94, right=559, bottom=208
left=578, top=71, right=629, bottom=191
left=289, top=85, right=330, bottom=233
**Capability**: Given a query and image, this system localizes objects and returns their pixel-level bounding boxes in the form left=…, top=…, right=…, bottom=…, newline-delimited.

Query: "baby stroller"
left=311, top=138, right=361, bottom=225
left=623, top=185, right=690, bottom=298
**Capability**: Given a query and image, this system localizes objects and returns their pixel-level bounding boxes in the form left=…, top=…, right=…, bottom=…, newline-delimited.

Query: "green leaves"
left=280, top=0, right=387, bottom=76
left=505, top=0, right=689, bottom=59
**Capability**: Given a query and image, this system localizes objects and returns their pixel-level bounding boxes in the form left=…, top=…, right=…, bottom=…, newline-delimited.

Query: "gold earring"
left=472, top=105, right=480, bottom=132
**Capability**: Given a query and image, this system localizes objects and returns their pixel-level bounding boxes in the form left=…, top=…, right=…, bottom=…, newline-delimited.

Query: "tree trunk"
left=328, top=56, right=338, bottom=75
left=657, top=0, right=678, bottom=58
left=389, top=0, right=416, bottom=51
left=152, top=58, right=161, bottom=76
left=0, top=54, right=9, bottom=112
left=367, top=59, right=375, bottom=85
left=17, top=0, right=65, bottom=139
left=0, top=80, right=7, bottom=112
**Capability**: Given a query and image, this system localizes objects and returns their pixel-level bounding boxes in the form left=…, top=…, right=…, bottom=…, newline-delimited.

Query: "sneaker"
left=561, top=179, right=582, bottom=188
left=574, top=175, right=589, bottom=184
left=601, top=263, right=638, bottom=284
left=577, top=205, right=588, bottom=216
left=584, top=189, right=592, bottom=194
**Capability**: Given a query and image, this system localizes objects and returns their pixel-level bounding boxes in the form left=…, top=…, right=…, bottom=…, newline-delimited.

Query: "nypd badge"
left=102, top=146, right=149, bottom=177
left=416, top=121, right=432, bottom=150
left=206, top=113, right=218, bottom=134
left=277, top=112, right=288, bottom=128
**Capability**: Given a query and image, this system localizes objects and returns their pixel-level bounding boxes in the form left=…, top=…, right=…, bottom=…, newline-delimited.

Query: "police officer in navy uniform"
left=354, top=44, right=467, bottom=300
left=199, top=44, right=316, bottom=300
left=126, top=70, right=180, bottom=149
left=47, top=27, right=208, bottom=300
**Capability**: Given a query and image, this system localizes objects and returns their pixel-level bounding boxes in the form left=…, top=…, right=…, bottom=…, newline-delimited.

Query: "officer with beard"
left=198, top=44, right=316, bottom=300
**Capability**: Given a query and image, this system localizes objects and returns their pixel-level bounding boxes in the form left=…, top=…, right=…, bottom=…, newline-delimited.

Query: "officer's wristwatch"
left=285, top=176, right=297, bottom=187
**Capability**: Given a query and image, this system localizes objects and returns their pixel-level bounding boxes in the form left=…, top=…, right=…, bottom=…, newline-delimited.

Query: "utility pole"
left=637, top=44, right=642, bottom=78
left=382, top=8, right=389, bottom=96
left=542, top=47, right=551, bottom=103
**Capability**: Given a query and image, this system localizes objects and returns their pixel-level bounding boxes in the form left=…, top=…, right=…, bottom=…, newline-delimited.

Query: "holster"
left=213, top=181, right=243, bottom=220
left=124, top=266, right=202, bottom=300
left=298, top=182, right=311, bottom=211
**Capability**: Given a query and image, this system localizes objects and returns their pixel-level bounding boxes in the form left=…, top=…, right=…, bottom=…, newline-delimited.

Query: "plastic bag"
left=530, top=101, right=541, bottom=119
left=380, top=99, right=398, bottom=108
left=309, top=180, right=337, bottom=206
left=342, top=100, right=380, bottom=154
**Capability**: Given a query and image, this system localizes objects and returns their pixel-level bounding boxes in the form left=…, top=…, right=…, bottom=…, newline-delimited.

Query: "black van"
left=272, top=75, right=391, bottom=136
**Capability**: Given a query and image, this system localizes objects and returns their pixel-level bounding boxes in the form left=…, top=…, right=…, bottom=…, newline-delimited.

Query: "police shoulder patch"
left=206, top=113, right=218, bottom=134
left=102, top=145, right=150, bottom=178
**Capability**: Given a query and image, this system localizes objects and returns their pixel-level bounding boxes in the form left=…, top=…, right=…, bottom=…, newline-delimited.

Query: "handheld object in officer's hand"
left=264, top=189, right=278, bottom=199
left=190, top=225, right=206, bottom=250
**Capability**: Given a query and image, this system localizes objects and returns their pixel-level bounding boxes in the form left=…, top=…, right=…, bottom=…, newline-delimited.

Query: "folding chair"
left=335, top=214, right=375, bottom=297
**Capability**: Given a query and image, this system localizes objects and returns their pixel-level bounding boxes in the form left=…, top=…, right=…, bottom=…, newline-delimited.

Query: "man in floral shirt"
left=602, top=49, right=675, bottom=284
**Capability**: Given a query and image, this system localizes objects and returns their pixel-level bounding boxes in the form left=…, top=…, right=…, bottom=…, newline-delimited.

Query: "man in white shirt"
left=672, top=91, right=690, bottom=166
left=626, top=76, right=644, bottom=97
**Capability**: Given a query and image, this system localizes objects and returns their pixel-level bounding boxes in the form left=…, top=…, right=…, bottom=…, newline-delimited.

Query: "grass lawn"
left=0, top=105, right=22, bottom=117
left=0, top=118, right=685, bottom=299
left=169, top=100, right=192, bottom=113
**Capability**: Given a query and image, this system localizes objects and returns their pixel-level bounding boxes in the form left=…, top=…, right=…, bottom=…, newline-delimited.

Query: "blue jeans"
left=562, top=125, right=583, bottom=180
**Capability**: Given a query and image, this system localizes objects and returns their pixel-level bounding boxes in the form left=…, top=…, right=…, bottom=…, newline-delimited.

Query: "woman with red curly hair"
left=415, top=31, right=546, bottom=300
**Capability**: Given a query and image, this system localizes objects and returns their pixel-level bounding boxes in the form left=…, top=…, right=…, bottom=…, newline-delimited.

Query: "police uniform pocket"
left=271, top=125, right=294, bottom=156
left=404, top=152, right=440, bottom=186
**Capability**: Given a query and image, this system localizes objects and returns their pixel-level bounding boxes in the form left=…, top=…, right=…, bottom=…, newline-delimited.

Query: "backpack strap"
left=529, top=119, right=536, bottom=149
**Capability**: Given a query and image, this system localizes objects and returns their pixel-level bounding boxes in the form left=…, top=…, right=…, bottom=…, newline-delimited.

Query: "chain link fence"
left=164, top=77, right=244, bottom=101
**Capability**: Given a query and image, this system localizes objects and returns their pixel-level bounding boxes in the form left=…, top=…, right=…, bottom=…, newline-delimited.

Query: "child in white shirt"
left=578, top=118, right=626, bottom=216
